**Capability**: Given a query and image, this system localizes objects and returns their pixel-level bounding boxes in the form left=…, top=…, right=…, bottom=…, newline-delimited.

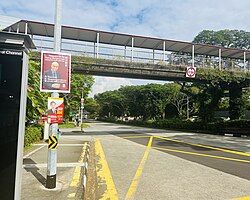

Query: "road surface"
left=83, top=121, right=250, bottom=200
left=22, top=121, right=250, bottom=200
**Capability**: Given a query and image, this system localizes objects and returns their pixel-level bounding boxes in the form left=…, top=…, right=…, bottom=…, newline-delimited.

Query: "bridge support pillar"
left=229, top=82, right=244, bottom=120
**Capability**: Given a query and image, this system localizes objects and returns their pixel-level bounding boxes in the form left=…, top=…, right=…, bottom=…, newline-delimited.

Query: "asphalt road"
left=81, top=121, right=250, bottom=200
left=117, top=132, right=250, bottom=180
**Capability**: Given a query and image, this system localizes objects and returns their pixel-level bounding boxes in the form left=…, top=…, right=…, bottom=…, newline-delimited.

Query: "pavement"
left=21, top=131, right=90, bottom=200
left=21, top=121, right=250, bottom=200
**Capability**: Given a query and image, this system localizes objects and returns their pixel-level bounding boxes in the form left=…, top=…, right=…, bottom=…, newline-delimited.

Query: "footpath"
left=21, top=127, right=90, bottom=200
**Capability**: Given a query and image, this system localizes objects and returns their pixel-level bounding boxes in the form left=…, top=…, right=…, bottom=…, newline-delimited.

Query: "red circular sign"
left=186, top=67, right=196, bottom=77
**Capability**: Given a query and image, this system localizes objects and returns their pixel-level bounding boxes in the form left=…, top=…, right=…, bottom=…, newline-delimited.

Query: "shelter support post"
left=17, top=23, right=19, bottom=34
left=163, top=41, right=166, bottom=62
left=25, top=22, right=28, bottom=35
left=153, top=49, right=155, bottom=64
left=124, top=46, right=127, bottom=60
left=96, top=32, right=99, bottom=58
left=131, top=37, right=134, bottom=62
left=192, top=45, right=195, bottom=67
left=243, top=51, right=246, bottom=72
left=219, top=49, right=222, bottom=70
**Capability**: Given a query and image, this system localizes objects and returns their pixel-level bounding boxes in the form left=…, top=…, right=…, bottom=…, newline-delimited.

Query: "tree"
left=95, top=90, right=126, bottom=118
left=193, top=29, right=250, bottom=120
left=193, top=29, right=250, bottom=49
left=62, top=74, right=94, bottom=120
left=26, top=60, right=49, bottom=121
left=84, top=98, right=100, bottom=118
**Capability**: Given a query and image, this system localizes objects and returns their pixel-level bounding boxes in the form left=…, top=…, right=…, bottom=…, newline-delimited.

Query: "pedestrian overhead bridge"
left=3, top=19, right=250, bottom=83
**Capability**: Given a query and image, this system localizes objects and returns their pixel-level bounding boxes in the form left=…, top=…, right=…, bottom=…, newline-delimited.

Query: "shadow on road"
left=23, top=158, right=46, bottom=186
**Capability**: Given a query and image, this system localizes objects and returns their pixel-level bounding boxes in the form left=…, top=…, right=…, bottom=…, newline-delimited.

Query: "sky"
left=1, top=0, right=250, bottom=96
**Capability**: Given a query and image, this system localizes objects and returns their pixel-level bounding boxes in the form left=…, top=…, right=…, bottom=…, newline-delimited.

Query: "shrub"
left=24, top=125, right=43, bottom=148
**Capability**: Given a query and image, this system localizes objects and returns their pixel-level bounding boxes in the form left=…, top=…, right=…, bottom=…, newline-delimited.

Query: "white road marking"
left=23, top=162, right=86, bottom=168
left=33, top=143, right=86, bottom=146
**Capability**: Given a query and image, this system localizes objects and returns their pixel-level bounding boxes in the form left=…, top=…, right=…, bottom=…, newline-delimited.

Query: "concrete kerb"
left=67, top=141, right=91, bottom=199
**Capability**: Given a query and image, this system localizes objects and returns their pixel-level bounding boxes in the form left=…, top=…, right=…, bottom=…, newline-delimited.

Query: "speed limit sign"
left=186, top=67, right=196, bottom=78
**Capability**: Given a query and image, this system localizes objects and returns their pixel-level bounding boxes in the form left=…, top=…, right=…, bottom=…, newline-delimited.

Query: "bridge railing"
left=33, top=36, right=249, bottom=72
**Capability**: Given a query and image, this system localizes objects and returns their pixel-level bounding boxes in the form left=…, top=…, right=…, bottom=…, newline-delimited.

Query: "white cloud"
left=89, top=76, right=133, bottom=97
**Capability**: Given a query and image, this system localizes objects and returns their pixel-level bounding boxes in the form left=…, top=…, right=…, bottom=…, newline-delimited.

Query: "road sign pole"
left=46, top=0, right=62, bottom=189
left=46, top=92, right=59, bottom=189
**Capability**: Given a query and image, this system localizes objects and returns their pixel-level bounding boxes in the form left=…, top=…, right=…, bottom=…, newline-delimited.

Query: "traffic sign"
left=186, top=66, right=196, bottom=78
left=48, top=136, right=58, bottom=149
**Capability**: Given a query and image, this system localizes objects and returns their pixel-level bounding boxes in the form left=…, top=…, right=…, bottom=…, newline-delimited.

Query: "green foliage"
left=24, top=125, right=43, bottom=148
left=84, top=98, right=100, bottom=118
left=229, top=83, right=245, bottom=120
left=62, top=74, right=94, bottom=120
left=243, top=88, right=250, bottom=110
left=59, top=122, right=75, bottom=128
left=81, top=123, right=89, bottom=129
left=197, top=68, right=250, bottom=86
left=95, top=83, right=196, bottom=120
left=193, top=29, right=250, bottom=49
left=26, top=60, right=49, bottom=120
left=95, top=90, right=126, bottom=118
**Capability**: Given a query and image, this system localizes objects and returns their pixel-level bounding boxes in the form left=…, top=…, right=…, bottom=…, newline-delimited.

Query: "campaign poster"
left=47, top=97, right=64, bottom=124
left=40, top=51, right=71, bottom=93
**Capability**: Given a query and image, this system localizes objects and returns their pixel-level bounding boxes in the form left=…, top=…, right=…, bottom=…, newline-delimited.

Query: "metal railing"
left=33, top=37, right=249, bottom=72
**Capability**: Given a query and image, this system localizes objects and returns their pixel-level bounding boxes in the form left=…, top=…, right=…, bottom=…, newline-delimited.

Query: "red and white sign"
left=47, top=97, right=64, bottom=124
left=40, top=51, right=71, bottom=93
left=186, top=66, right=196, bottom=78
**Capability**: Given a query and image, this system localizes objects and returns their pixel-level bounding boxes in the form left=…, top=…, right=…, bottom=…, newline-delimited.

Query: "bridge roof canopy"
left=4, top=19, right=250, bottom=60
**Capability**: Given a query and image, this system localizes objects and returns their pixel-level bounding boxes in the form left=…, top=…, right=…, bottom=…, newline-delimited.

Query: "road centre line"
left=23, top=162, right=85, bottom=168
left=95, top=139, right=118, bottom=200
left=23, top=145, right=46, bottom=159
left=153, top=146, right=250, bottom=163
left=154, top=136, right=250, bottom=157
left=125, top=136, right=153, bottom=200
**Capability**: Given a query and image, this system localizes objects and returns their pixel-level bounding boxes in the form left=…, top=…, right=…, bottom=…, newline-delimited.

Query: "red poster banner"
left=47, top=97, right=64, bottom=124
left=40, top=51, right=71, bottom=93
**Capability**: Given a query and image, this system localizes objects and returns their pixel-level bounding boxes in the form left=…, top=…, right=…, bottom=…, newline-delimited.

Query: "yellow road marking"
left=67, top=143, right=87, bottom=198
left=122, top=135, right=151, bottom=139
left=233, top=196, right=250, bottom=200
left=153, top=146, right=250, bottom=163
left=155, top=136, right=250, bottom=157
left=232, top=196, right=250, bottom=200
left=125, top=136, right=153, bottom=200
left=95, top=139, right=119, bottom=200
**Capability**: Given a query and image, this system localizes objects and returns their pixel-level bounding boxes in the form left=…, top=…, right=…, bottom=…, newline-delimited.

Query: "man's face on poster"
left=50, top=102, right=57, bottom=109
left=51, top=62, right=59, bottom=72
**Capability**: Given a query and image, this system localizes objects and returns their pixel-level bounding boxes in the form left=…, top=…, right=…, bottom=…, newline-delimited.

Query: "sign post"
left=39, top=0, right=71, bottom=189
